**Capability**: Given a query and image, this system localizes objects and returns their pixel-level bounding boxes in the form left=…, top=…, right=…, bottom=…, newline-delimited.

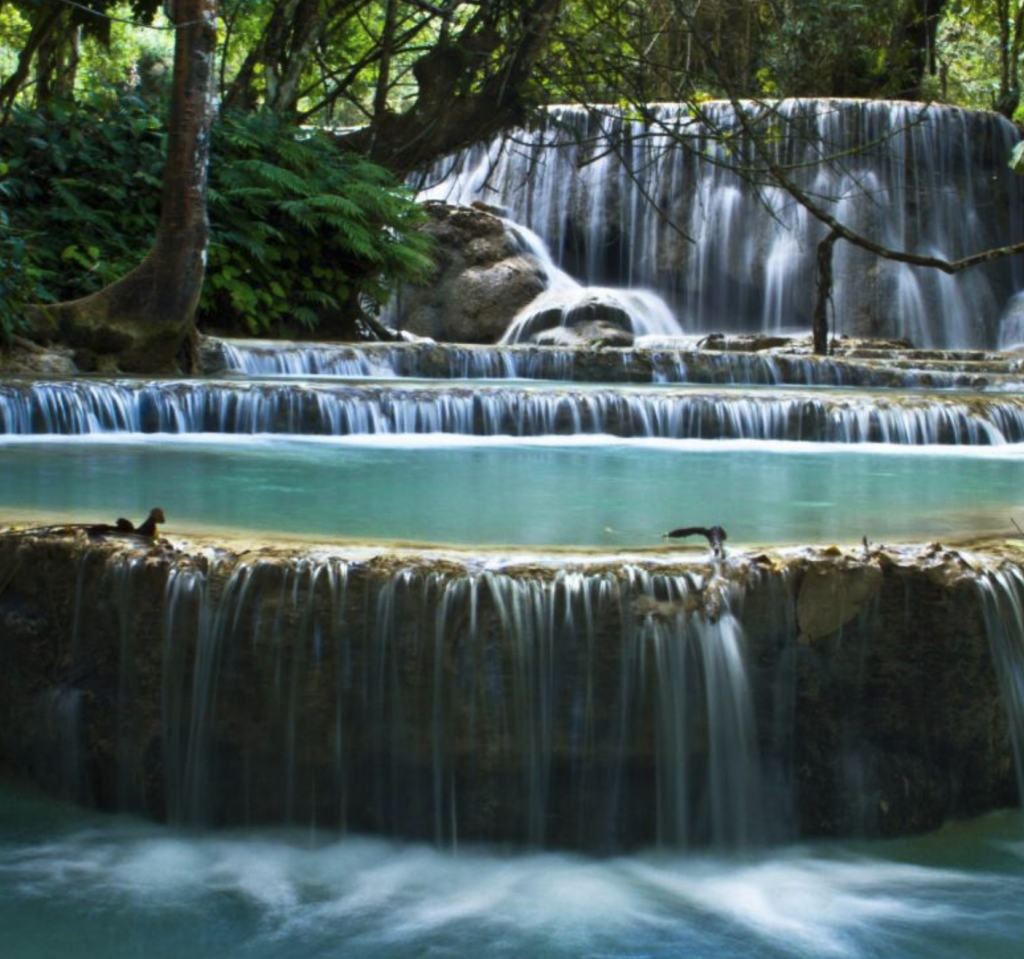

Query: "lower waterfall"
left=4, top=532, right=1024, bottom=957
left=977, top=564, right=1024, bottom=801
left=2, top=533, right=1019, bottom=851
left=150, top=555, right=782, bottom=849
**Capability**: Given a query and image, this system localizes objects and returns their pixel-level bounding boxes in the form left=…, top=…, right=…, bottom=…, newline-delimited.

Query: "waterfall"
left=498, top=222, right=683, bottom=343
left=6, top=532, right=1024, bottom=849
left=30, top=687, right=84, bottom=802
left=634, top=569, right=765, bottom=848
left=211, top=338, right=580, bottom=380
left=107, top=553, right=149, bottom=811
left=418, top=100, right=1024, bottom=349
left=977, top=565, right=1024, bottom=802
left=94, top=553, right=775, bottom=849
left=5, top=377, right=1024, bottom=443
left=196, top=337, right=1024, bottom=388
left=217, top=340, right=398, bottom=377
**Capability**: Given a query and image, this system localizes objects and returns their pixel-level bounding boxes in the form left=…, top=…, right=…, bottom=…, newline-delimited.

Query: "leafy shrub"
left=204, top=110, right=432, bottom=336
left=0, top=94, right=433, bottom=343
left=0, top=94, right=166, bottom=343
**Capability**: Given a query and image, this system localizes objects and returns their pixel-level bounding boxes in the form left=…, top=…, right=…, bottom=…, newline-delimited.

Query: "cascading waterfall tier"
left=7, top=376, right=1024, bottom=444
left=418, top=100, right=1024, bottom=349
left=1, top=531, right=1020, bottom=850
left=204, top=336, right=1024, bottom=390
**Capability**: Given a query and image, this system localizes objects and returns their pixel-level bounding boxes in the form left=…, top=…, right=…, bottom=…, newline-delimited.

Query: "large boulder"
left=514, top=293, right=636, bottom=346
left=392, top=201, right=549, bottom=343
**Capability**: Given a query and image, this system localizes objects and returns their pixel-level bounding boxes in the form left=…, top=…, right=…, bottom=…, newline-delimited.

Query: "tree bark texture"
left=223, top=0, right=335, bottom=115
left=813, top=229, right=840, bottom=355
left=25, top=0, right=219, bottom=372
left=342, top=0, right=563, bottom=176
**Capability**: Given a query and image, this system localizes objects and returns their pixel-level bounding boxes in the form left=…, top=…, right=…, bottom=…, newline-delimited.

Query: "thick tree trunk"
left=342, top=0, right=563, bottom=176
left=25, top=0, right=219, bottom=373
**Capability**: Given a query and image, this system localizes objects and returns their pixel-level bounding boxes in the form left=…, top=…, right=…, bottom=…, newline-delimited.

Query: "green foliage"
left=0, top=96, right=434, bottom=342
left=0, top=93, right=166, bottom=344
left=757, top=0, right=908, bottom=98
left=0, top=6, right=30, bottom=84
left=202, top=110, right=433, bottom=335
left=924, top=2, right=1024, bottom=118
left=0, top=184, right=39, bottom=347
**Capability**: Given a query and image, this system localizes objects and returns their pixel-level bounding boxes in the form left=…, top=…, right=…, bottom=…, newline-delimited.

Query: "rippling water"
left=2, top=783, right=1023, bottom=959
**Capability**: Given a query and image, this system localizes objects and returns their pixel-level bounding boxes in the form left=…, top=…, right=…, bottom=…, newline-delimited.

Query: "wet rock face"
left=0, top=338, right=80, bottom=375
left=0, top=532, right=1018, bottom=849
left=796, top=564, right=883, bottom=642
left=516, top=295, right=637, bottom=347
left=394, top=201, right=549, bottom=343
left=777, top=555, right=1018, bottom=838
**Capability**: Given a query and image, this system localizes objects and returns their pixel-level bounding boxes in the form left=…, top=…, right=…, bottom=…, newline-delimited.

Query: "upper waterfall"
left=416, top=100, right=1024, bottom=349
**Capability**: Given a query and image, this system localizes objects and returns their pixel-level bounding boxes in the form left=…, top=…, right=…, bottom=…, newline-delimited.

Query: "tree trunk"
left=25, top=0, right=219, bottom=373
left=35, top=8, right=80, bottom=103
left=0, top=0, right=64, bottom=120
left=892, top=0, right=948, bottom=100
left=813, top=229, right=840, bottom=355
left=223, top=0, right=332, bottom=115
left=342, top=0, right=563, bottom=176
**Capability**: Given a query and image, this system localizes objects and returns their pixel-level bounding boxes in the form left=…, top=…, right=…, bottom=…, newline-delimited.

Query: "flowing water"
left=210, top=338, right=1024, bottom=389
left=418, top=100, right=1024, bottom=348
left=5, top=96, right=1024, bottom=959
left=6, top=377, right=1024, bottom=443
left=2, top=782, right=1024, bottom=959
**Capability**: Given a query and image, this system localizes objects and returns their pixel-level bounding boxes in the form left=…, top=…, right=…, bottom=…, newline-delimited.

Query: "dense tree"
left=757, top=0, right=948, bottom=99
left=1, top=98, right=432, bottom=342
left=541, top=0, right=953, bottom=104
left=934, top=0, right=1023, bottom=116
left=2, top=0, right=1023, bottom=363
left=0, top=1, right=166, bottom=118
left=219, top=0, right=564, bottom=174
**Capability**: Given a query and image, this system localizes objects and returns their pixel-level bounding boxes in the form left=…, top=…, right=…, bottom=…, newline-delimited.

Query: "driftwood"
left=3, top=507, right=166, bottom=541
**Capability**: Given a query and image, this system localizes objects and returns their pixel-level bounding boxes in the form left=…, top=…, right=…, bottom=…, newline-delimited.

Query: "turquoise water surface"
left=1, top=434, right=1022, bottom=546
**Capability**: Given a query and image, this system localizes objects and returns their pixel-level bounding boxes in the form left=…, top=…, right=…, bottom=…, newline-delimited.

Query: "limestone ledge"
left=1, top=526, right=1021, bottom=849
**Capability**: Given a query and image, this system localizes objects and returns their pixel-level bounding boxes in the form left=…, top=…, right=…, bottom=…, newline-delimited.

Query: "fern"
left=1, top=96, right=434, bottom=340
left=233, top=159, right=314, bottom=196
